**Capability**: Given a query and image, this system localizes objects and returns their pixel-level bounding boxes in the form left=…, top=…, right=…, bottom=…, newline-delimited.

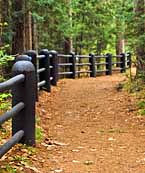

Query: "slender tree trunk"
left=64, top=37, right=72, bottom=54
left=32, top=18, right=38, bottom=50
left=115, top=16, right=125, bottom=67
left=0, top=0, right=10, bottom=47
left=134, top=0, right=145, bottom=75
left=24, top=11, right=33, bottom=50
left=116, top=34, right=125, bottom=67
left=116, top=35, right=125, bottom=55
left=64, top=0, right=73, bottom=54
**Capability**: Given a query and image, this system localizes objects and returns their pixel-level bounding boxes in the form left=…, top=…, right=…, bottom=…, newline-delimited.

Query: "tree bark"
left=12, top=0, right=25, bottom=54
left=116, top=36, right=125, bottom=55
left=12, top=0, right=33, bottom=54
left=0, top=0, right=10, bottom=47
left=24, top=11, right=33, bottom=50
left=134, top=0, right=145, bottom=75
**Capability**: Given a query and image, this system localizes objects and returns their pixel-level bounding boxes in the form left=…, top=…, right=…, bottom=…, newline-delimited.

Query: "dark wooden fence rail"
left=0, top=50, right=131, bottom=158
left=0, top=56, right=36, bottom=158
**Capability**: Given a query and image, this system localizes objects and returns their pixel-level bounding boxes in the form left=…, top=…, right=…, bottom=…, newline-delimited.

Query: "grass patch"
left=0, top=165, right=17, bottom=173
left=36, top=126, right=44, bottom=142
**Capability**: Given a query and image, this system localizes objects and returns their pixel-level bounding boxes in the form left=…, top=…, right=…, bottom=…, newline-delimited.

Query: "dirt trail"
left=35, top=74, right=145, bottom=173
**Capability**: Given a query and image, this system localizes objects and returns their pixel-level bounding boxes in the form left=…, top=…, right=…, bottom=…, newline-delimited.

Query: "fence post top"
left=120, top=53, right=125, bottom=56
left=12, top=60, right=35, bottom=73
left=49, top=50, right=58, bottom=55
left=39, top=49, right=49, bottom=54
left=25, top=50, right=37, bottom=56
left=127, top=52, right=131, bottom=56
left=89, top=53, right=95, bottom=56
left=106, top=53, right=112, bottom=56
left=15, top=55, right=32, bottom=62
left=70, top=52, right=75, bottom=56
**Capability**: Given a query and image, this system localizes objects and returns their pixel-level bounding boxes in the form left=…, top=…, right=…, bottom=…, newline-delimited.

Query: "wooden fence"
left=26, top=50, right=131, bottom=94
left=0, top=50, right=131, bottom=158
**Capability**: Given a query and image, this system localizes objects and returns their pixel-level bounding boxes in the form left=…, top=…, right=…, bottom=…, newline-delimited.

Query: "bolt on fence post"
left=12, top=56, right=36, bottom=146
left=127, top=52, right=132, bottom=68
left=120, top=53, right=126, bottom=73
left=25, top=50, right=38, bottom=101
left=39, top=49, right=51, bottom=92
left=69, top=52, right=76, bottom=79
left=106, top=53, right=112, bottom=75
left=49, top=50, right=58, bottom=86
left=89, top=53, right=96, bottom=77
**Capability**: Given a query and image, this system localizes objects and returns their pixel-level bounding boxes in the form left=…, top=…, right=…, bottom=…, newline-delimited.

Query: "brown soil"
left=30, top=73, right=145, bottom=173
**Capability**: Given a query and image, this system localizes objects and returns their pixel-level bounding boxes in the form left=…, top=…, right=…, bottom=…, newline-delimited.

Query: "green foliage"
left=0, top=93, right=11, bottom=101
left=137, top=100, right=145, bottom=109
left=36, top=126, right=44, bottom=141
left=0, top=165, right=17, bottom=173
left=124, top=76, right=145, bottom=93
left=137, top=100, right=145, bottom=116
left=0, top=50, right=14, bottom=67
left=0, top=93, right=11, bottom=111
left=0, top=75, right=5, bottom=82
left=0, top=102, right=11, bottom=111
left=29, top=0, right=135, bottom=53
left=138, top=109, right=145, bottom=116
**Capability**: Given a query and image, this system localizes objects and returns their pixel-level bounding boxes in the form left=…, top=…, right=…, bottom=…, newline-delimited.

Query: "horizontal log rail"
left=0, top=102, right=25, bottom=125
left=0, top=74, right=25, bottom=92
left=0, top=130, right=24, bottom=158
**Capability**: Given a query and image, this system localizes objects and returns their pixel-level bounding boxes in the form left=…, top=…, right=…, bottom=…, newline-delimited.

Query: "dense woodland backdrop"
left=0, top=0, right=145, bottom=75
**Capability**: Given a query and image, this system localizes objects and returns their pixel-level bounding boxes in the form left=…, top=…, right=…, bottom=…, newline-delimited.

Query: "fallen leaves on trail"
left=49, top=140, right=68, bottom=146
left=108, top=137, right=116, bottom=141
left=72, top=160, right=80, bottom=163
left=25, top=166, right=41, bottom=173
left=53, top=169, right=63, bottom=173
left=84, top=160, right=94, bottom=165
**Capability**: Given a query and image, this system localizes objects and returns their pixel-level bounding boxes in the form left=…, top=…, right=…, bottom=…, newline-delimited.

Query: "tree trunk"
left=134, top=0, right=145, bottom=75
left=32, top=18, right=38, bottom=50
left=12, top=0, right=33, bottom=54
left=24, top=11, right=33, bottom=50
left=116, top=34, right=125, bottom=67
left=116, top=36, right=125, bottom=55
left=12, top=0, right=25, bottom=54
left=64, top=37, right=73, bottom=54
left=64, top=0, right=73, bottom=54
left=0, top=0, right=10, bottom=47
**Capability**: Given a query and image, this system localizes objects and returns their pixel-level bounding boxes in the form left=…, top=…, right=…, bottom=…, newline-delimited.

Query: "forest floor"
left=1, top=72, right=145, bottom=173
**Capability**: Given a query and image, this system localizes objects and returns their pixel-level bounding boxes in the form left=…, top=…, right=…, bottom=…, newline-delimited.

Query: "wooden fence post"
left=89, top=53, right=96, bottom=77
left=106, top=53, right=112, bottom=75
left=39, top=49, right=51, bottom=92
left=127, top=52, right=132, bottom=68
left=25, top=50, right=38, bottom=101
left=69, top=52, right=76, bottom=79
left=49, top=50, right=58, bottom=86
left=120, top=53, right=126, bottom=73
left=12, top=56, right=36, bottom=146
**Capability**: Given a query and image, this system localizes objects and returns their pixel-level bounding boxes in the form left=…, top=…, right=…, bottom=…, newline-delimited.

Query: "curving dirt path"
left=34, top=74, right=145, bottom=173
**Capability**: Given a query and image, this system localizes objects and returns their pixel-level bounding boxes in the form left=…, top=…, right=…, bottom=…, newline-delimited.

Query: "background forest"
left=0, top=0, right=144, bottom=74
